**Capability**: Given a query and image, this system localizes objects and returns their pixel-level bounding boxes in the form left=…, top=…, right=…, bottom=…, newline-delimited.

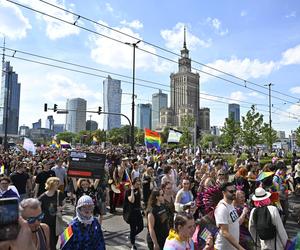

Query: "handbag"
left=55, top=191, right=68, bottom=236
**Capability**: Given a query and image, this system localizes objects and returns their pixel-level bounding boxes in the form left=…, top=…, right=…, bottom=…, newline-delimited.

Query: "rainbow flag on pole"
left=60, top=225, right=73, bottom=248
left=144, top=128, right=161, bottom=152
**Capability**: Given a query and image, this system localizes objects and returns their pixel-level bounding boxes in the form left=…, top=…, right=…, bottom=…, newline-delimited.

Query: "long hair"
left=146, top=188, right=161, bottom=213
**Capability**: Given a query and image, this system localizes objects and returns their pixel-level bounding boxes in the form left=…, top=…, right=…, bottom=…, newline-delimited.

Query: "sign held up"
left=68, top=151, right=106, bottom=179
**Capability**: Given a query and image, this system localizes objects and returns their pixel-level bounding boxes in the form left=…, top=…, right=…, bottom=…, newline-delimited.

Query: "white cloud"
left=287, top=104, right=300, bottom=118
left=19, top=0, right=80, bottom=40
left=0, top=0, right=31, bottom=40
left=248, top=91, right=265, bottom=99
left=240, top=10, right=247, bottom=17
left=285, top=11, right=296, bottom=18
left=206, top=17, right=228, bottom=36
left=89, top=20, right=171, bottom=73
left=290, top=86, right=300, bottom=94
left=229, top=91, right=247, bottom=102
left=160, top=22, right=211, bottom=51
left=105, top=3, right=114, bottom=13
left=281, top=44, right=300, bottom=65
left=202, top=57, right=277, bottom=82
left=120, top=20, right=143, bottom=29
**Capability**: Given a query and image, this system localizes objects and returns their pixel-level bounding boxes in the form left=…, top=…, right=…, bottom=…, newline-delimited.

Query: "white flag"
left=23, top=137, right=36, bottom=155
left=167, top=129, right=182, bottom=143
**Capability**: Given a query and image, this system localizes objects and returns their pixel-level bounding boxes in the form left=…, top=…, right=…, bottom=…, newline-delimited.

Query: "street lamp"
left=125, top=40, right=140, bottom=150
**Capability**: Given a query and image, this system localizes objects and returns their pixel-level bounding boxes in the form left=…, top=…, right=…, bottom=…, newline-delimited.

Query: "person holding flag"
left=60, top=195, right=106, bottom=250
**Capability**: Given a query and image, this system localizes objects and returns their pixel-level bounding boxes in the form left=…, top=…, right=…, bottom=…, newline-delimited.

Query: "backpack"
left=253, top=206, right=276, bottom=240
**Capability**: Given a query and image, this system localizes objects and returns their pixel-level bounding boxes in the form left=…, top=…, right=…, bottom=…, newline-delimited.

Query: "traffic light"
left=98, top=106, right=102, bottom=114
left=44, top=103, right=48, bottom=112
left=53, top=104, right=58, bottom=112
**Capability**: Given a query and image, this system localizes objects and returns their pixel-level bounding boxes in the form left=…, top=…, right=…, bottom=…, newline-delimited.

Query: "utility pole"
left=2, top=36, right=9, bottom=151
left=266, top=83, right=274, bottom=152
left=125, top=40, right=140, bottom=150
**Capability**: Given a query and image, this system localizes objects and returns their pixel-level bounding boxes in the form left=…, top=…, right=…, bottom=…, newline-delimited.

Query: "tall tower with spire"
left=168, top=26, right=200, bottom=127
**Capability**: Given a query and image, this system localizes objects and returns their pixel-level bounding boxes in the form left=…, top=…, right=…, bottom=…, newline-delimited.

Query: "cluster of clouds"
left=1, top=0, right=300, bottom=125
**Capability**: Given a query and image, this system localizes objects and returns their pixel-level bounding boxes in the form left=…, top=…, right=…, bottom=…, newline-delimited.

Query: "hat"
left=252, top=187, right=271, bottom=201
left=76, top=195, right=94, bottom=208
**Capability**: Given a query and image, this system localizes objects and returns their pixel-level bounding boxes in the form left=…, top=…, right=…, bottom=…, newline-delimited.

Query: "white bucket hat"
left=252, top=187, right=271, bottom=201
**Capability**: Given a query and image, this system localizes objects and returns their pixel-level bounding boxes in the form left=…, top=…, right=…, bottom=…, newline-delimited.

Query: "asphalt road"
left=62, top=195, right=300, bottom=250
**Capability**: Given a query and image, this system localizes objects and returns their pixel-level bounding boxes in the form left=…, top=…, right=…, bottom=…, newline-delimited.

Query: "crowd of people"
left=0, top=144, right=299, bottom=250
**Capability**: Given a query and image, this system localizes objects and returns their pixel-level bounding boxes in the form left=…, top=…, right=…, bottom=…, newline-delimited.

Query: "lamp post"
left=125, top=40, right=140, bottom=150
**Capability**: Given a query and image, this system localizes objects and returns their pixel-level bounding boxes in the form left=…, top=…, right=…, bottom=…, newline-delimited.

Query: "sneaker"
left=131, top=245, right=137, bottom=250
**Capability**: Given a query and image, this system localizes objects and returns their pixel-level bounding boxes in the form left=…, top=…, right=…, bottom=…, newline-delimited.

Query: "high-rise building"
left=103, top=75, right=122, bottom=131
left=0, top=61, right=21, bottom=134
left=53, top=124, right=64, bottom=134
left=46, top=115, right=54, bottom=131
left=65, top=98, right=87, bottom=133
left=277, top=131, right=285, bottom=139
left=32, top=119, right=42, bottom=129
left=169, top=27, right=200, bottom=127
left=211, top=126, right=220, bottom=136
left=199, top=108, right=210, bottom=132
left=86, top=120, right=98, bottom=131
left=228, top=103, right=240, bottom=122
left=19, top=125, right=30, bottom=136
left=136, top=103, right=152, bottom=129
left=152, top=90, right=168, bottom=129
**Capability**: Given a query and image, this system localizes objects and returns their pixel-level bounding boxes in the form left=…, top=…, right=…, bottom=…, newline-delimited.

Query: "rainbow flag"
left=144, top=128, right=161, bottom=152
left=60, top=225, right=73, bottom=248
left=286, top=232, right=300, bottom=250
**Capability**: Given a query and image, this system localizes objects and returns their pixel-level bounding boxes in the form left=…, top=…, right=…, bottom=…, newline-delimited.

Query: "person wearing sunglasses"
left=20, top=198, right=50, bottom=250
left=214, top=182, right=246, bottom=250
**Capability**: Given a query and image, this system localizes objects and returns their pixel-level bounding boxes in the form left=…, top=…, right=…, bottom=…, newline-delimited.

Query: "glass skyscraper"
left=65, top=98, right=87, bottom=133
left=228, top=103, right=240, bottom=122
left=103, top=75, right=122, bottom=131
left=152, top=90, right=167, bottom=129
left=0, top=61, right=21, bottom=135
left=136, top=103, right=152, bottom=129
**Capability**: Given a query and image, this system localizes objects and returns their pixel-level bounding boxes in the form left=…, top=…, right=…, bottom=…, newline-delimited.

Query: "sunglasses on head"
left=26, top=213, right=44, bottom=224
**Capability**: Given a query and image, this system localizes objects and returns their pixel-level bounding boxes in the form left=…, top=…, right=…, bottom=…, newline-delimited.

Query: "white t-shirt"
left=214, top=200, right=240, bottom=250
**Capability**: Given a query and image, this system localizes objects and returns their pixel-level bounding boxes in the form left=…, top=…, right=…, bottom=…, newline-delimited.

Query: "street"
left=62, top=193, right=300, bottom=250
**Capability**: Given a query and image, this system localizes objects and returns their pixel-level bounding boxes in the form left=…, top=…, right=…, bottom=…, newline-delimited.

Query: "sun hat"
left=252, top=187, right=271, bottom=201
left=76, top=195, right=94, bottom=208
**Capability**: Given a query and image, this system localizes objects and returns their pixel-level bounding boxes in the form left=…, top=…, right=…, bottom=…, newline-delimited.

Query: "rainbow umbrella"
left=256, top=172, right=274, bottom=181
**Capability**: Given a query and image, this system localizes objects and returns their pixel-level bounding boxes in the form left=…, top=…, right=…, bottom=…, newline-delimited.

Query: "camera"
left=0, top=198, right=20, bottom=241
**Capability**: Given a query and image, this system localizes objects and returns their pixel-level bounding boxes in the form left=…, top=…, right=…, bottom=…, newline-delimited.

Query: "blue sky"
left=0, top=0, right=300, bottom=135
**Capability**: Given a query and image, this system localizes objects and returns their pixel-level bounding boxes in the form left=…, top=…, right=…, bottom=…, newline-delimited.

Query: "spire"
left=183, top=26, right=187, bottom=49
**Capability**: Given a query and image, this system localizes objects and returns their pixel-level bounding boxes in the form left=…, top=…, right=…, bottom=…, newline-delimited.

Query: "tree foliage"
left=200, top=134, right=218, bottom=149
left=261, top=123, right=277, bottom=150
left=56, top=131, right=76, bottom=143
left=220, top=117, right=241, bottom=149
left=179, top=115, right=195, bottom=146
left=241, top=105, right=264, bottom=148
left=295, top=126, right=300, bottom=147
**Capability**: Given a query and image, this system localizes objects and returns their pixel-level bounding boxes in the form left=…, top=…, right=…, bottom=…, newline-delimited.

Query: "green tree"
left=200, top=134, right=218, bottom=149
left=136, top=128, right=145, bottom=145
left=92, top=129, right=106, bottom=143
left=241, top=105, right=264, bottom=148
left=220, top=117, right=241, bottom=150
left=261, top=123, right=277, bottom=151
left=179, top=115, right=195, bottom=146
left=295, top=126, right=300, bottom=147
left=56, top=131, right=76, bottom=143
left=160, top=127, right=169, bottom=144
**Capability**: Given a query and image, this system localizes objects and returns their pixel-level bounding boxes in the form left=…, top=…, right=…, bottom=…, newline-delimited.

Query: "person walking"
left=146, top=188, right=169, bottom=250
left=125, top=177, right=144, bottom=250
left=214, top=182, right=246, bottom=250
left=248, top=187, right=288, bottom=250
left=61, top=195, right=106, bottom=250
left=38, top=177, right=64, bottom=250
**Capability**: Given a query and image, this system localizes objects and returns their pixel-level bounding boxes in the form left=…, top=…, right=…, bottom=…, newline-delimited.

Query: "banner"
left=144, top=128, right=161, bottom=152
left=167, top=128, right=183, bottom=143
left=67, top=151, right=106, bottom=179
left=23, top=137, right=36, bottom=155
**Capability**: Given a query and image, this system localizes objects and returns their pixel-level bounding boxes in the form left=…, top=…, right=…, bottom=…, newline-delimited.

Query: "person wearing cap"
left=249, top=187, right=288, bottom=250
left=61, top=195, right=105, bottom=250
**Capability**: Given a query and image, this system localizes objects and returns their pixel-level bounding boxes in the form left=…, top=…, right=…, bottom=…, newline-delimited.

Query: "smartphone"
left=0, top=198, right=19, bottom=241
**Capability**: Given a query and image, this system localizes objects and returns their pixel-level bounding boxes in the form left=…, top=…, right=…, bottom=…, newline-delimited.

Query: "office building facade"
left=228, top=103, right=240, bottom=122
left=136, top=103, right=152, bottom=130
left=65, top=98, right=87, bottom=133
left=86, top=120, right=98, bottom=131
left=152, top=90, right=168, bottom=129
left=199, top=108, right=210, bottom=132
left=0, top=62, right=21, bottom=134
left=103, top=75, right=122, bottom=131
left=46, top=115, right=54, bottom=131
